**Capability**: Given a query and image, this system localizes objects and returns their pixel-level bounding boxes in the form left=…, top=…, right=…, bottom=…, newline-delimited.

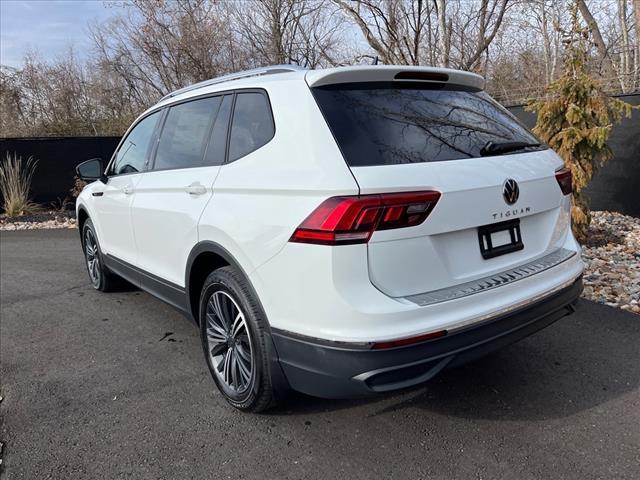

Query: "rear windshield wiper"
left=480, top=141, right=541, bottom=156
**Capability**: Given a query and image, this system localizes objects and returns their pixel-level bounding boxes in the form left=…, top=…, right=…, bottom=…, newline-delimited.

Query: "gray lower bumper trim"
left=404, top=248, right=577, bottom=307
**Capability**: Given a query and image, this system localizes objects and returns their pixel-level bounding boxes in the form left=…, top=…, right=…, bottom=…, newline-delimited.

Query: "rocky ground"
left=1, top=210, right=638, bottom=314
left=581, top=211, right=640, bottom=314
left=0, top=211, right=76, bottom=230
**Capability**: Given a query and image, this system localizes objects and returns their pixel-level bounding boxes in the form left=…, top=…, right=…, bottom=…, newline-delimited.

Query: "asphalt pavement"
left=1, top=229, right=639, bottom=479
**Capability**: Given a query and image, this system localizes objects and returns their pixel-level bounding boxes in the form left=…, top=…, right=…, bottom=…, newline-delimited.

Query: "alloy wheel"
left=205, top=290, right=254, bottom=393
left=84, top=229, right=101, bottom=287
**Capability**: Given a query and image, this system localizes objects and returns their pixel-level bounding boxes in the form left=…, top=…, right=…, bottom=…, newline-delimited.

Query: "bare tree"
left=635, top=0, right=640, bottom=88
left=576, top=0, right=623, bottom=88
left=0, top=49, right=139, bottom=137
left=618, top=0, right=631, bottom=86
left=333, top=0, right=509, bottom=71
left=332, top=0, right=435, bottom=65
left=91, top=0, right=246, bottom=103
left=233, top=0, right=345, bottom=68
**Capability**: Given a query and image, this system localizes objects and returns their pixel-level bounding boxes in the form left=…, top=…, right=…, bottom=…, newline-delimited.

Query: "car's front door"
left=92, top=110, right=162, bottom=265
left=131, top=94, right=232, bottom=290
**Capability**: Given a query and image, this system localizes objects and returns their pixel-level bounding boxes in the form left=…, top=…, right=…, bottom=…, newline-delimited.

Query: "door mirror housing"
left=76, top=158, right=107, bottom=183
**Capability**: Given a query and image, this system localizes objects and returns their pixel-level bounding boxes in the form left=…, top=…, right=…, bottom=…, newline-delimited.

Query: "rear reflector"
left=290, top=191, right=441, bottom=245
left=555, top=167, right=573, bottom=195
left=372, top=330, right=448, bottom=350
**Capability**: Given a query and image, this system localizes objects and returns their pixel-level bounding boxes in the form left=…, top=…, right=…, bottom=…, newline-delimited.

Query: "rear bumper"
left=271, top=276, right=583, bottom=398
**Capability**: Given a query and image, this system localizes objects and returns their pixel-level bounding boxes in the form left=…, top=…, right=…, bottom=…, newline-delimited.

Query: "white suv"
left=76, top=65, right=583, bottom=412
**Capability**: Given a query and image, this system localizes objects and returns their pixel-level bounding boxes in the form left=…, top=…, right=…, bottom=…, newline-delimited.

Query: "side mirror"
left=76, top=158, right=107, bottom=183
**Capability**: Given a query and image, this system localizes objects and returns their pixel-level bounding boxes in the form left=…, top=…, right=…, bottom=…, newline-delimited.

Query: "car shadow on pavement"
left=272, top=300, right=640, bottom=420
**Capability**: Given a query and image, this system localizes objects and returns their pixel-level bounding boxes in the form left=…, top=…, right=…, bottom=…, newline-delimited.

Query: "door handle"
left=185, top=183, right=207, bottom=196
left=123, top=185, right=134, bottom=195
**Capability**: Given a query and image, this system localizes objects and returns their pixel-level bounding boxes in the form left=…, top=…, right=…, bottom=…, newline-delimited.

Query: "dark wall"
left=0, top=136, right=121, bottom=205
left=507, top=93, right=640, bottom=217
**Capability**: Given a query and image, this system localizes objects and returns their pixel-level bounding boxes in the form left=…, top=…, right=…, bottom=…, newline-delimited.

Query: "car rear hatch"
left=307, top=67, right=570, bottom=298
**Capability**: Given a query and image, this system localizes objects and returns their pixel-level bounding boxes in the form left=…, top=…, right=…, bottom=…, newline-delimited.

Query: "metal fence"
left=0, top=136, right=121, bottom=206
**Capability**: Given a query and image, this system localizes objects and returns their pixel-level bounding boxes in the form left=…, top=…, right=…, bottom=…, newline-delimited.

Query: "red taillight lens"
left=290, top=191, right=441, bottom=245
left=555, top=167, right=573, bottom=195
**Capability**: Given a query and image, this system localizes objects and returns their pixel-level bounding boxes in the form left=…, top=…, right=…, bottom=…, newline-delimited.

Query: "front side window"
left=111, top=111, right=160, bottom=175
left=154, top=96, right=222, bottom=170
left=228, top=92, right=274, bottom=162
left=313, top=83, right=544, bottom=166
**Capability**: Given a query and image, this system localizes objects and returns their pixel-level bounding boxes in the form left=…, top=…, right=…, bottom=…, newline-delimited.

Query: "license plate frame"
left=477, top=218, right=524, bottom=260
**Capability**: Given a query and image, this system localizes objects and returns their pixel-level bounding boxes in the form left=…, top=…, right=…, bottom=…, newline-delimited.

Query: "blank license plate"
left=477, top=219, right=524, bottom=259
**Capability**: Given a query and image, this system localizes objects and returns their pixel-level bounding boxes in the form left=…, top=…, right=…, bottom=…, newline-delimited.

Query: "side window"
left=154, top=96, right=221, bottom=170
left=203, top=95, right=233, bottom=166
left=228, top=92, right=274, bottom=162
left=111, top=111, right=160, bottom=175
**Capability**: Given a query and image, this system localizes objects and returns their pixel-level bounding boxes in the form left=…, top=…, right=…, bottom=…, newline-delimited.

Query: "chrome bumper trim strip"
left=404, top=248, right=577, bottom=307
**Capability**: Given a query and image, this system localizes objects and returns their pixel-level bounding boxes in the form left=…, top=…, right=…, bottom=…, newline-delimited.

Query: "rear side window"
left=228, top=92, right=274, bottom=162
left=313, top=83, right=543, bottom=166
left=112, top=111, right=160, bottom=175
left=154, top=96, right=221, bottom=170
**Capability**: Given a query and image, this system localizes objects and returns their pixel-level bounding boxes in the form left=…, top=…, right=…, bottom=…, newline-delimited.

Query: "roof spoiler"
left=305, top=66, right=485, bottom=90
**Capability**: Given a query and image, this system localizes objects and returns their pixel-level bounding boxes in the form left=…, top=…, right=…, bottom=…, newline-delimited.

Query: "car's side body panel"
left=197, top=79, right=360, bottom=275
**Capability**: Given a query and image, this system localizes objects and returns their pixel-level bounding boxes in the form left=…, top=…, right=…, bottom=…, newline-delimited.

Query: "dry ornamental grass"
left=0, top=153, right=40, bottom=217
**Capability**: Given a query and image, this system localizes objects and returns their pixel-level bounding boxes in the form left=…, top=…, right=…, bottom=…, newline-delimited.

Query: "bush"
left=526, top=3, right=632, bottom=242
left=0, top=152, right=40, bottom=216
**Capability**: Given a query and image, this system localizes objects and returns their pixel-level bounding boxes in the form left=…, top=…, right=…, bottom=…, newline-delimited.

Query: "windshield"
left=312, top=83, right=544, bottom=167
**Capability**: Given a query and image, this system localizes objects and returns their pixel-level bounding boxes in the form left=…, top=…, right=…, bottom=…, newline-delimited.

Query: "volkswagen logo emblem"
left=503, top=179, right=519, bottom=205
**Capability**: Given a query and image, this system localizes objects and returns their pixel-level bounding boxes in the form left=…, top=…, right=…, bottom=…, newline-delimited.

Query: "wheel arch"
left=185, top=241, right=262, bottom=326
left=77, top=205, right=90, bottom=244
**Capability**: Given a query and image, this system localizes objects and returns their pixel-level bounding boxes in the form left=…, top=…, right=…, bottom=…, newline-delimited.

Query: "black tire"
left=81, top=219, right=122, bottom=292
left=199, top=266, right=279, bottom=412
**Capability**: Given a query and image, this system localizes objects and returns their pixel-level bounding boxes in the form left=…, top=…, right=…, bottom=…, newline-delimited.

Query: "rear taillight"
left=289, top=191, right=441, bottom=245
left=555, top=167, right=573, bottom=195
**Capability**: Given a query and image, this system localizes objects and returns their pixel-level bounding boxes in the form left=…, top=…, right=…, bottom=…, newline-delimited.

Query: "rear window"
left=313, top=83, right=543, bottom=167
left=228, top=91, right=274, bottom=162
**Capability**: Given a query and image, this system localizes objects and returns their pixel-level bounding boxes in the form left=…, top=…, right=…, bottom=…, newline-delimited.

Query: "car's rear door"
left=131, top=94, right=233, bottom=293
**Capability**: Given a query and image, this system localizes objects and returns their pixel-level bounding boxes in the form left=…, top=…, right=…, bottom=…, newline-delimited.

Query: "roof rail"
left=160, top=64, right=307, bottom=101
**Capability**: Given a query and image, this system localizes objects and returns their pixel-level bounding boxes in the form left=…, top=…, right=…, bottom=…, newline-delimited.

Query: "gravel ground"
left=0, top=212, right=76, bottom=230
left=1, top=210, right=638, bottom=313
left=581, top=211, right=640, bottom=314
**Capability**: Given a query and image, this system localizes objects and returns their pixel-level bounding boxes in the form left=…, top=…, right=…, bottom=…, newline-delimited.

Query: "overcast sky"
left=0, top=0, right=121, bottom=67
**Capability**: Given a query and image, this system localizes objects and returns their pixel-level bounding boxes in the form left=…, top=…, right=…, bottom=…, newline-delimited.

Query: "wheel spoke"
left=210, top=294, right=227, bottom=329
left=236, top=349, right=251, bottom=384
left=209, top=341, right=227, bottom=357
left=223, top=349, right=233, bottom=384
left=236, top=342, right=251, bottom=363
left=207, top=328, right=226, bottom=344
left=230, top=350, right=239, bottom=389
left=231, top=313, right=244, bottom=338
left=206, top=313, right=226, bottom=336
left=223, top=295, right=235, bottom=327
